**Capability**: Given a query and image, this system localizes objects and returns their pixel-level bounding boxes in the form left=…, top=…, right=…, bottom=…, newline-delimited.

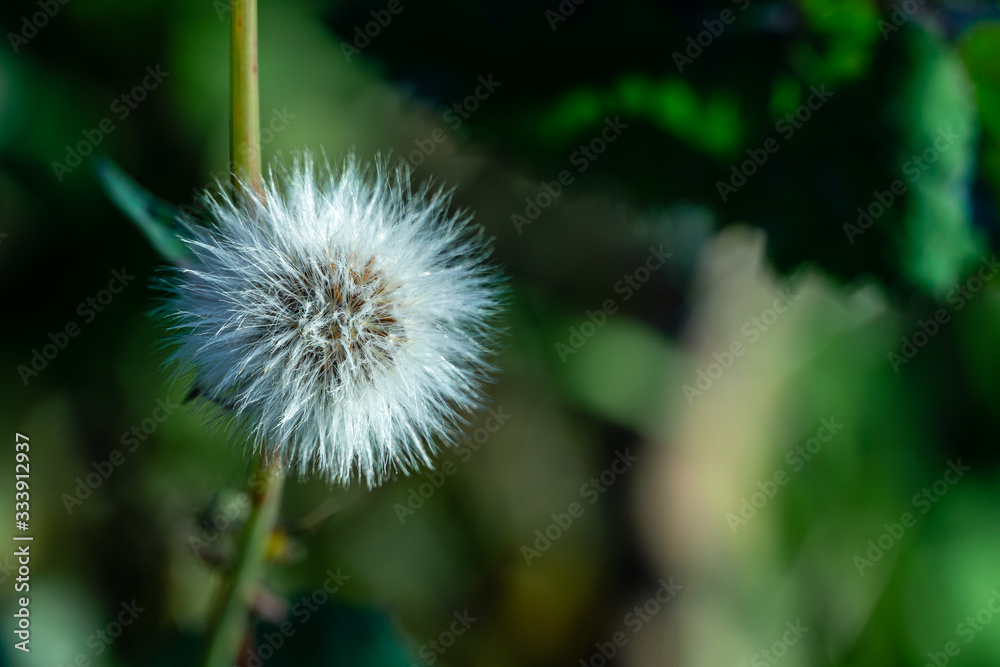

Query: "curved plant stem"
left=202, top=2, right=279, bottom=666
left=203, top=453, right=284, bottom=667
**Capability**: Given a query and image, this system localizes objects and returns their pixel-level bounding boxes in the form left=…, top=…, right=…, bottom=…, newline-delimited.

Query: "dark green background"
left=3, top=1, right=1000, bottom=666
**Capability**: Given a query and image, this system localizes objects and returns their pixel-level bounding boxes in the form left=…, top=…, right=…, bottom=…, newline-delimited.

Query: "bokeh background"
left=4, top=0, right=1000, bottom=665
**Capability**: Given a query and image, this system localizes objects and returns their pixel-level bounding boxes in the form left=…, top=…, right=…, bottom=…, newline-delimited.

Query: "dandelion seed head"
left=166, top=152, right=502, bottom=486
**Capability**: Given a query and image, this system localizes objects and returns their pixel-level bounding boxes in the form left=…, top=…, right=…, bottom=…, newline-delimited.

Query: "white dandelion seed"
left=165, top=153, right=502, bottom=486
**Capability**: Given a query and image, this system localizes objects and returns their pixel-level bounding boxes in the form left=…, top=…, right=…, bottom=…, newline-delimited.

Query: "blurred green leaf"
left=958, top=22, right=1000, bottom=219
left=792, top=0, right=880, bottom=82
left=899, top=28, right=983, bottom=294
left=528, top=76, right=743, bottom=156
left=557, top=316, right=681, bottom=433
left=93, top=157, right=190, bottom=263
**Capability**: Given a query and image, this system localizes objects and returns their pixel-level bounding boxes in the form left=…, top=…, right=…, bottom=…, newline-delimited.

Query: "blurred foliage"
left=325, top=0, right=998, bottom=291
left=2, top=0, right=1000, bottom=666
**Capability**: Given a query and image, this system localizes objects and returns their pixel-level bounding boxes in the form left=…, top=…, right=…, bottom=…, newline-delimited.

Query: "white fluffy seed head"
left=165, top=152, right=502, bottom=487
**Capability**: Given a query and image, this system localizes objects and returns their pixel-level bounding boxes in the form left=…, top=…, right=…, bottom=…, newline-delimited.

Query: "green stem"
left=202, top=3, right=278, bottom=666
left=203, top=454, right=284, bottom=667
left=229, top=0, right=262, bottom=194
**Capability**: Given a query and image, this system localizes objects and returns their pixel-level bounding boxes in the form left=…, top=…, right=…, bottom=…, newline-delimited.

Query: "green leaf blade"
left=93, top=156, right=191, bottom=263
